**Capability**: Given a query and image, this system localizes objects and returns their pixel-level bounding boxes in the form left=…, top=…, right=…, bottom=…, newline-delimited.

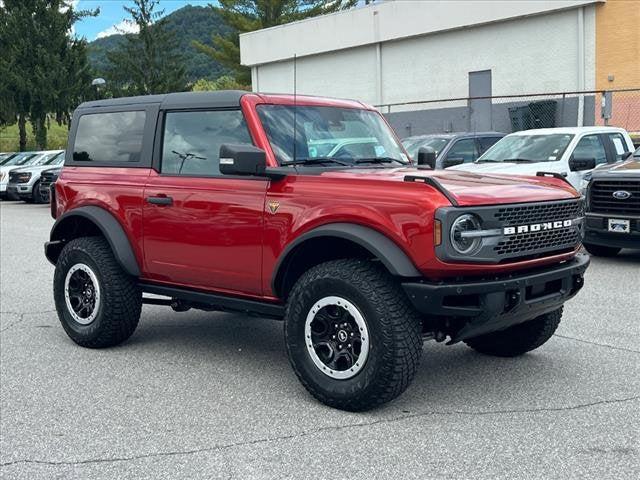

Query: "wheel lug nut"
left=332, top=335, right=336, bottom=339
left=350, top=332, right=354, bottom=337
left=338, top=344, right=342, bottom=349
left=347, top=344, right=351, bottom=348
left=334, top=324, right=338, bottom=328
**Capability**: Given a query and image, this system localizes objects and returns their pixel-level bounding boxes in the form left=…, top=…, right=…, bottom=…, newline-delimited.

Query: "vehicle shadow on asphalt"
left=122, top=307, right=584, bottom=411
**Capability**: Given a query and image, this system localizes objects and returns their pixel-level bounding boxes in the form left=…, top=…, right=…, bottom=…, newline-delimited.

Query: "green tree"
left=191, top=75, right=250, bottom=92
left=106, top=0, right=187, bottom=96
left=0, top=0, right=96, bottom=150
left=193, top=0, right=358, bottom=86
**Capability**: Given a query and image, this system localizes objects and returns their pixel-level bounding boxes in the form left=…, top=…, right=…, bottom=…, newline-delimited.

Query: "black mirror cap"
left=219, top=144, right=267, bottom=176
left=417, top=146, right=437, bottom=169
left=569, top=157, right=596, bottom=172
left=442, top=157, right=465, bottom=168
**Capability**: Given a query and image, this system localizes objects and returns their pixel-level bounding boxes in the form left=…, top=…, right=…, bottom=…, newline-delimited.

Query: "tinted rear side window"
left=73, top=111, right=146, bottom=163
left=478, top=136, right=503, bottom=152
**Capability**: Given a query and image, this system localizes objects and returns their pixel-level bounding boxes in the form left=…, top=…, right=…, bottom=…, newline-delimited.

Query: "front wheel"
left=54, top=237, right=142, bottom=348
left=464, top=308, right=562, bottom=357
left=284, top=259, right=423, bottom=411
left=32, top=180, right=46, bottom=204
left=584, top=243, right=621, bottom=257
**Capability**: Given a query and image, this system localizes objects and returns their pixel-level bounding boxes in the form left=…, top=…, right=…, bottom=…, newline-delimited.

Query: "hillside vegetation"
left=88, top=5, right=231, bottom=82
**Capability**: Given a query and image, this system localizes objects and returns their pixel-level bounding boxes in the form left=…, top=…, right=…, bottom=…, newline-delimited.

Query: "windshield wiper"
left=284, top=157, right=352, bottom=167
left=354, top=157, right=406, bottom=165
left=501, top=158, right=537, bottom=163
left=475, top=158, right=502, bottom=163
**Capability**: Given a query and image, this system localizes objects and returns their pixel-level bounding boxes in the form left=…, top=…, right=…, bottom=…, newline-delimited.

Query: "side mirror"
left=569, top=157, right=596, bottom=172
left=219, top=144, right=267, bottom=176
left=417, top=146, right=437, bottom=169
left=442, top=157, right=465, bottom=168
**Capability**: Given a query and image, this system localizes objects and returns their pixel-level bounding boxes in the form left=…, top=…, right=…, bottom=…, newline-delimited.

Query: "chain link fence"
left=379, top=89, right=640, bottom=144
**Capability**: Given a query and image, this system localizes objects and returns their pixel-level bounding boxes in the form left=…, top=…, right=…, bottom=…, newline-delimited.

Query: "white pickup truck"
left=448, top=127, right=635, bottom=190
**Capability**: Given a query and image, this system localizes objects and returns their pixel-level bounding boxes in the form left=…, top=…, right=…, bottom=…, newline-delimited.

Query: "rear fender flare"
left=46, top=206, right=140, bottom=277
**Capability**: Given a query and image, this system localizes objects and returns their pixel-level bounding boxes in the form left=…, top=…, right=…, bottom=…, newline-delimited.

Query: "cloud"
left=96, top=19, right=139, bottom=39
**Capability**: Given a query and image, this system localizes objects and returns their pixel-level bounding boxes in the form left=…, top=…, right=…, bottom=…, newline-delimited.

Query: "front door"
left=142, top=109, right=268, bottom=296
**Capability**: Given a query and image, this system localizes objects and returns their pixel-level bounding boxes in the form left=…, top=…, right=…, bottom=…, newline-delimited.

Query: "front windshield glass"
left=40, top=151, right=64, bottom=165
left=4, top=153, right=36, bottom=166
left=0, top=153, right=17, bottom=165
left=633, top=147, right=640, bottom=158
left=477, top=134, right=574, bottom=163
left=257, top=105, right=409, bottom=166
left=403, top=137, right=449, bottom=160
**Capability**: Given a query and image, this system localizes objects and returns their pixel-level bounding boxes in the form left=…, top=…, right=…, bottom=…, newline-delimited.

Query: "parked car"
left=45, top=91, right=588, bottom=411
left=583, top=147, right=640, bottom=256
left=0, top=152, right=41, bottom=199
left=402, top=132, right=505, bottom=168
left=449, top=127, right=635, bottom=189
left=38, top=165, right=63, bottom=203
left=6, top=150, right=65, bottom=203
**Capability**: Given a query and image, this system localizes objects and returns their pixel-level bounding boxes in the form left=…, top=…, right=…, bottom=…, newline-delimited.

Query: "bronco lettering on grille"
left=503, top=219, right=573, bottom=235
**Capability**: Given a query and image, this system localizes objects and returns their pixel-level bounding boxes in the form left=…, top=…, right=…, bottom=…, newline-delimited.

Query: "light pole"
left=91, top=78, right=106, bottom=100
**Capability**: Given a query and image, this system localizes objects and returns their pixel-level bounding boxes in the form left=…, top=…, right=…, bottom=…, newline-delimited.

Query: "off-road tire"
left=464, top=308, right=562, bottom=357
left=284, top=259, right=423, bottom=411
left=584, top=243, right=621, bottom=257
left=32, top=180, right=46, bottom=204
left=54, top=237, right=141, bottom=348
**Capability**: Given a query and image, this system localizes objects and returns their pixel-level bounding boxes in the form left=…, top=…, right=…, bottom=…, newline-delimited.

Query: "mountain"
left=87, top=5, right=233, bottom=82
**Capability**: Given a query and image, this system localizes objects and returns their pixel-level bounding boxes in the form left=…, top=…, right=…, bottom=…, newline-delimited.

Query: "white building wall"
left=249, top=4, right=597, bottom=110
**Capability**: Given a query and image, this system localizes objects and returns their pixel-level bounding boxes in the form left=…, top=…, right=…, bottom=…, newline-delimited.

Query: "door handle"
left=146, top=195, right=173, bottom=206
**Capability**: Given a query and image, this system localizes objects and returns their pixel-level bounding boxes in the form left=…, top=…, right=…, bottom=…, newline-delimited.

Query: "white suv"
left=449, top=127, right=634, bottom=190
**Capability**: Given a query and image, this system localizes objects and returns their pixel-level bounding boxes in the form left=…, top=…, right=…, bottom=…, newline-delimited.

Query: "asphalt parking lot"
left=0, top=200, right=638, bottom=480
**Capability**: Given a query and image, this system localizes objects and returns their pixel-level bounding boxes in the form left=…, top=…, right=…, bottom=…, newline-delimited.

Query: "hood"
left=448, top=161, right=561, bottom=175
left=591, top=158, right=640, bottom=177
left=318, top=167, right=578, bottom=206
left=10, top=164, right=55, bottom=174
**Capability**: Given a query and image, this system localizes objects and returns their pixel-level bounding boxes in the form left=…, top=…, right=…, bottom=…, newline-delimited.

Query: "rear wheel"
left=284, top=259, right=423, bottom=411
left=54, top=237, right=141, bottom=348
left=584, top=243, right=621, bottom=257
left=464, top=308, right=562, bottom=357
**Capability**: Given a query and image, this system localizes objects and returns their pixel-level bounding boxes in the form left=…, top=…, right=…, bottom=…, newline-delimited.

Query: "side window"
left=607, top=133, right=629, bottom=161
left=572, top=135, right=607, bottom=165
left=446, top=138, right=479, bottom=163
left=161, top=110, right=252, bottom=175
left=478, top=136, right=502, bottom=153
left=73, top=111, right=146, bottom=163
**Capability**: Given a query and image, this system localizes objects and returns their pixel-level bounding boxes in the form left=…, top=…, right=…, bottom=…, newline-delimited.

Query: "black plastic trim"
left=139, top=283, right=284, bottom=318
left=271, top=223, right=422, bottom=296
left=45, top=206, right=141, bottom=276
left=403, top=175, right=459, bottom=206
left=536, top=171, right=574, bottom=187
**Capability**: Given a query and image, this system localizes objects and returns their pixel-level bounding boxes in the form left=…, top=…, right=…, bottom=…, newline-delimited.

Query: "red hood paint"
left=317, top=167, right=579, bottom=206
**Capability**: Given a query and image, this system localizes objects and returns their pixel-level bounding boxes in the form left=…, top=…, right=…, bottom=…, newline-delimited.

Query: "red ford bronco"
left=46, top=91, right=589, bottom=411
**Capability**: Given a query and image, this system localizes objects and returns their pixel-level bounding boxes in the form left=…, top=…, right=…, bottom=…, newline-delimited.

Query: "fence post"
left=560, top=93, right=566, bottom=127
left=601, top=91, right=612, bottom=126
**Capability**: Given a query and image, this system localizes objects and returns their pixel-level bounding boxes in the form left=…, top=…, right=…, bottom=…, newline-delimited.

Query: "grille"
left=494, top=228, right=580, bottom=257
left=40, top=171, right=58, bottom=185
left=589, top=180, right=640, bottom=215
left=494, top=199, right=584, bottom=225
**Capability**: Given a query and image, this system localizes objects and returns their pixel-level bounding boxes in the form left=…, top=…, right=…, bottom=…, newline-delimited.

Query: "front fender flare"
left=45, top=206, right=140, bottom=277
left=272, top=223, right=421, bottom=296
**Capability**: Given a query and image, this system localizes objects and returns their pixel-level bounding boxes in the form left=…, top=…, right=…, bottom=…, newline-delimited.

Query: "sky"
left=73, top=1, right=215, bottom=41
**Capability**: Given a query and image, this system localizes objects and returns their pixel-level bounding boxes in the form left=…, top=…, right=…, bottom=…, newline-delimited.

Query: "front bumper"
left=6, top=183, right=33, bottom=199
left=585, top=213, right=640, bottom=249
left=402, top=254, right=589, bottom=343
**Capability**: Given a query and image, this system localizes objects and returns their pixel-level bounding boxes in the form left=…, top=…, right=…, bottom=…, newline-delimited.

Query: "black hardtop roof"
left=77, top=90, right=248, bottom=110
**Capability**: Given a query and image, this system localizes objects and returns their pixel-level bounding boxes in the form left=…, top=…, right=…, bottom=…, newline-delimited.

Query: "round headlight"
left=450, top=214, right=482, bottom=255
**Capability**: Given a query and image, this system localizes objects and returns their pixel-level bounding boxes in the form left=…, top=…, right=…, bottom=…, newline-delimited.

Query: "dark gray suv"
left=402, top=132, right=505, bottom=169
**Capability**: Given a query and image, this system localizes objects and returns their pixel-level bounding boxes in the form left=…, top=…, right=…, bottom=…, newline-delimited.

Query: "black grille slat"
left=490, top=199, right=583, bottom=260
left=494, top=199, right=584, bottom=226
left=590, top=180, right=640, bottom=214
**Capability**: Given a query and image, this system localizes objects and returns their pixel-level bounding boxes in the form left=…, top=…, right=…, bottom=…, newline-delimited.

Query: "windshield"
left=40, top=151, right=64, bottom=165
left=257, top=105, right=409, bottom=166
left=477, top=134, right=574, bottom=163
left=3, top=153, right=36, bottom=166
left=402, top=137, right=450, bottom=160
left=633, top=147, right=640, bottom=158
left=0, top=153, right=18, bottom=165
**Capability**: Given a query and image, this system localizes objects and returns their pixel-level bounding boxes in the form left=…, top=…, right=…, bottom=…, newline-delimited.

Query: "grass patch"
left=0, top=121, right=69, bottom=152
